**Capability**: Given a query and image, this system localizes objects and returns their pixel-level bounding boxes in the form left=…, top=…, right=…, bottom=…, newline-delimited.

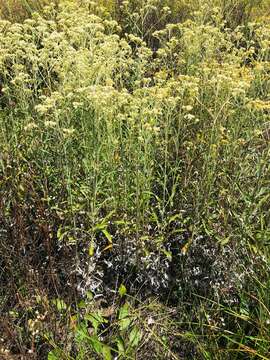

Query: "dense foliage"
left=0, top=0, right=270, bottom=359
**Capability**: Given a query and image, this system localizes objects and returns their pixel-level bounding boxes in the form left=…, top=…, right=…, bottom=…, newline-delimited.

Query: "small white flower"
left=63, top=128, right=75, bottom=136
left=24, top=122, right=38, bottom=131
left=184, top=113, right=195, bottom=120
left=182, top=105, right=193, bottom=112
left=44, top=120, right=57, bottom=128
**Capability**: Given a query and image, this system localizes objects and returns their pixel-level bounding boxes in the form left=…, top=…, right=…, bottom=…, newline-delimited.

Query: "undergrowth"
left=0, top=0, right=270, bottom=359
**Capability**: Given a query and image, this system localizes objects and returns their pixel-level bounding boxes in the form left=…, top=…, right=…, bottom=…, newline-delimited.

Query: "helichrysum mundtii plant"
left=1, top=0, right=270, bottom=359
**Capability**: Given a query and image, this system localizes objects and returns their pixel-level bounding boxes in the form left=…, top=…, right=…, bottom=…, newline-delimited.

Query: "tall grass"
left=0, top=0, right=52, bottom=22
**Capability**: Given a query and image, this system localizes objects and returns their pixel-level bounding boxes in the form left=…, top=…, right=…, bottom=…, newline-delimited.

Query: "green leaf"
left=119, top=303, right=129, bottom=320
left=116, top=336, right=125, bottom=356
left=57, top=226, right=66, bottom=241
left=118, top=284, right=127, bottom=297
left=101, top=229, right=113, bottom=244
left=85, top=312, right=108, bottom=334
left=75, top=323, right=89, bottom=343
left=93, top=211, right=115, bottom=231
left=52, top=298, right=67, bottom=312
left=119, top=303, right=131, bottom=331
left=219, top=236, right=231, bottom=245
left=161, top=248, right=172, bottom=261
left=129, top=326, right=142, bottom=348
left=89, top=243, right=95, bottom=256
left=48, top=350, right=59, bottom=360
left=168, top=213, right=182, bottom=223
left=89, top=335, right=103, bottom=354
left=102, top=345, right=112, bottom=360
left=78, top=300, right=87, bottom=309
left=114, top=220, right=128, bottom=226
left=86, top=291, right=94, bottom=300
left=75, top=325, right=104, bottom=355
left=119, top=317, right=131, bottom=331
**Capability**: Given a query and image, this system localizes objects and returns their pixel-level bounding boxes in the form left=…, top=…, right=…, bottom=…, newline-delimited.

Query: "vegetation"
left=0, top=0, right=270, bottom=358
